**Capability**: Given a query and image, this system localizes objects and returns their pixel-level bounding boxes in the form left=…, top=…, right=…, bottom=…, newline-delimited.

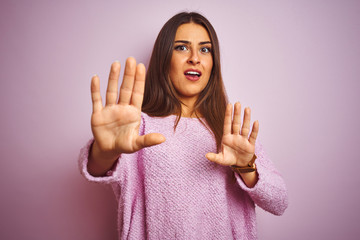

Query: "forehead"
left=174, top=23, right=211, bottom=42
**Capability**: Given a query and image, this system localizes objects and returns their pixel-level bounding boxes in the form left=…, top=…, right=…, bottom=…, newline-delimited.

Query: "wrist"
left=237, top=168, right=258, bottom=188
left=88, top=141, right=121, bottom=177
left=231, top=154, right=257, bottom=174
left=91, top=141, right=121, bottom=163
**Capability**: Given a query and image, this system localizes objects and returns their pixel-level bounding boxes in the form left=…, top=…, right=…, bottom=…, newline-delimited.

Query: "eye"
left=174, top=45, right=188, bottom=51
left=200, top=47, right=212, bottom=53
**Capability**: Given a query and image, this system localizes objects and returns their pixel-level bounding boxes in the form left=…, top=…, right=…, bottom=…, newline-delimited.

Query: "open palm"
left=91, top=58, right=165, bottom=157
left=206, top=103, right=259, bottom=167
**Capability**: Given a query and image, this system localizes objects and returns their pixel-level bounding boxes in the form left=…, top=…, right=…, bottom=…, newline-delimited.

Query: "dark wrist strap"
left=231, top=155, right=257, bottom=174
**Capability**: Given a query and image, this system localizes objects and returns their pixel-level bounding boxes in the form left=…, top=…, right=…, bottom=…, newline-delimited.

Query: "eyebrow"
left=174, top=40, right=212, bottom=45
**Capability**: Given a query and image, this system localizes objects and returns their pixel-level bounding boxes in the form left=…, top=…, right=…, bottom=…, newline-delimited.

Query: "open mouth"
left=185, top=70, right=201, bottom=77
left=184, top=70, right=202, bottom=81
left=184, top=70, right=202, bottom=77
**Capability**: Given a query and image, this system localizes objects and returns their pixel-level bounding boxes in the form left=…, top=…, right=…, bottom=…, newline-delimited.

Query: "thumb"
left=135, top=133, right=166, bottom=150
left=205, top=152, right=224, bottom=164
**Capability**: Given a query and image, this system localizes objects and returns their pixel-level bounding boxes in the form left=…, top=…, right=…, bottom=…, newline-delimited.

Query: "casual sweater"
left=79, top=113, right=288, bottom=240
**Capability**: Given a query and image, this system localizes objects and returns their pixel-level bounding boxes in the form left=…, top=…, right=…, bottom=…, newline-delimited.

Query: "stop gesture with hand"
left=206, top=102, right=259, bottom=170
left=88, top=57, right=165, bottom=176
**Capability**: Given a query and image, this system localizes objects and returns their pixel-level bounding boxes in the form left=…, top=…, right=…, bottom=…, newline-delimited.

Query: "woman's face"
left=169, top=23, right=213, bottom=107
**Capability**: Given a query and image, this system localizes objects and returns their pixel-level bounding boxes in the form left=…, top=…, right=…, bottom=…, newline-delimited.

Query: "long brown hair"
left=142, top=12, right=228, bottom=150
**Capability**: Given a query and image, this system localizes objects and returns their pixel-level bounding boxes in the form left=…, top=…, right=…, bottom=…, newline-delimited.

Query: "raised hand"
left=206, top=102, right=259, bottom=168
left=88, top=57, right=165, bottom=176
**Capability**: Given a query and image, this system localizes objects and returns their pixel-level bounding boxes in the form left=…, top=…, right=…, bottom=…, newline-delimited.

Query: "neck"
left=180, top=103, right=203, bottom=118
left=177, top=96, right=201, bottom=118
left=181, top=107, right=195, bottom=117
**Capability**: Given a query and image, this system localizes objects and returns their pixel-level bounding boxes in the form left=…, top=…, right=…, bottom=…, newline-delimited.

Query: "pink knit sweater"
left=79, top=113, right=288, bottom=239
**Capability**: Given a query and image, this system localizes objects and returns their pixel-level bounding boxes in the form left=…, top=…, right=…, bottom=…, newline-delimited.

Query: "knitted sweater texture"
left=79, top=113, right=288, bottom=240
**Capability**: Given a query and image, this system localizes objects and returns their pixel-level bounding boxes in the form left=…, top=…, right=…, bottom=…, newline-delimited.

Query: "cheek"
left=170, top=56, right=181, bottom=75
left=205, top=59, right=213, bottom=76
left=169, top=66, right=178, bottom=81
left=169, top=63, right=176, bottom=79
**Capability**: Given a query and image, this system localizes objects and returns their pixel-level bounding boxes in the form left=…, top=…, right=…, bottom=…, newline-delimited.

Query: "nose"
left=187, top=50, right=200, bottom=65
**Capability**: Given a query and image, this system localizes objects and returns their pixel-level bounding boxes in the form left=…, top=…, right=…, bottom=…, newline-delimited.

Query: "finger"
left=223, top=103, right=232, bottom=135
left=131, top=63, right=146, bottom=109
left=205, top=152, right=226, bottom=165
left=118, top=57, right=136, bottom=105
left=135, top=133, right=166, bottom=150
left=241, top=107, right=251, bottom=137
left=91, top=74, right=103, bottom=113
left=249, top=120, right=259, bottom=145
left=232, top=102, right=241, bottom=134
left=106, top=61, right=121, bottom=106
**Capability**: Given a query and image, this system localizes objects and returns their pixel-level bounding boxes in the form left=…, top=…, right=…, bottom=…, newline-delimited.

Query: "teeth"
left=186, top=71, right=200, bottom=76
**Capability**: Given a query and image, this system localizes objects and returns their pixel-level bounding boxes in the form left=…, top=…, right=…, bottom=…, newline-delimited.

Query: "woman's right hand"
left=88, top=57, right=165, bottom=176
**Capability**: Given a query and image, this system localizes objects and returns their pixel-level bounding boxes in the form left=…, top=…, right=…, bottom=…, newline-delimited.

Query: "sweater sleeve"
left=78, top=139, right=121, bottom=184
left=235, top=142, right=289, bottom=216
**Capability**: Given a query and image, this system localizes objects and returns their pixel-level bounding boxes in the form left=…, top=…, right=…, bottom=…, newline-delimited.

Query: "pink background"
left=1, top=0, right=359, bottom=239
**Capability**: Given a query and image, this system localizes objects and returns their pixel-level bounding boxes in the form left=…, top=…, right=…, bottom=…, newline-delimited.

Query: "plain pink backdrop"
left=1, top=0, right=359, bottom=239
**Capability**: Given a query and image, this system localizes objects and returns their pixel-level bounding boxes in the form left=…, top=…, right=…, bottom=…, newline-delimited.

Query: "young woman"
left=79, top=12, right=288, bottom=239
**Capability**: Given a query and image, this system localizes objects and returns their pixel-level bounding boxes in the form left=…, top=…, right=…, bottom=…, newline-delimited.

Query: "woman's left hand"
left=206, top=102, right=259, bottom=167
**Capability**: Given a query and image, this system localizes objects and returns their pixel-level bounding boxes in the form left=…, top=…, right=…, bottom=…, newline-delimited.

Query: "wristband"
left=231, top=155, right=257, bottom=174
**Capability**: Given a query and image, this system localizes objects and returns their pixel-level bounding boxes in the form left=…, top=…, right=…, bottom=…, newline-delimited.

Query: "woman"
left=80, top=12, right=288, bottom=239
